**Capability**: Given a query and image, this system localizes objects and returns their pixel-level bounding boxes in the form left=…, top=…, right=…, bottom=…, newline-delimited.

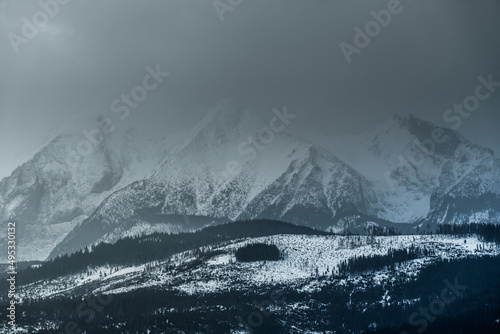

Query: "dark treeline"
left=13, top=220, right=326, bottom=286
left=0, top=260, right=43, bottom=279
left=337, top=246, right=432, bottom=275
left=235, top=243, right=281, bottom=262
left=436, top=222, right=500, bottom=243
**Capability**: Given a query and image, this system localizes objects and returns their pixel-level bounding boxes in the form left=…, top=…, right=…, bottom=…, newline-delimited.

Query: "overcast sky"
left=1, top=0, right=499, bottom=179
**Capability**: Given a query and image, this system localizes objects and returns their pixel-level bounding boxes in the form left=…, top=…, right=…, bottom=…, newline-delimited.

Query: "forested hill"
left=14, top=220, right=327, bottom=286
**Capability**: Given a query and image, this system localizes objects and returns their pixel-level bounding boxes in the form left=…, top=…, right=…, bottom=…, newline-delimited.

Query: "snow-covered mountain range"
left=329, top=114, right=500, bottom=226
left=1, top=98, right=499, bottom=261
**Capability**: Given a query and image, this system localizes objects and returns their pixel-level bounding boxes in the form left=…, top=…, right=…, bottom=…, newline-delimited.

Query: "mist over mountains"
left=2, top=1, right=500, bottom=332
left=0, top=98, right=499, bottom=262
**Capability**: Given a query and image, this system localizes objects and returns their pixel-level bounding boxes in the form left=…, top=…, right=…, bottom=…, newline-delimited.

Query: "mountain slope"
left=327, top=114, right=500, bottom=225
left=2, top=99, right=499, bottom=262
left=50, top=99, right=382, bottom=258
left=0, top=129, right=172, bottom=261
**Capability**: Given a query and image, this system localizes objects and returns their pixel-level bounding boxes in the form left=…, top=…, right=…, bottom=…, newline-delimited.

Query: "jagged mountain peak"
left=3, top=99, right=500, bottom=262
left=49, top=101, right=384, bottom=257
left=0, top=128, right=172, bottom=262
left=380, top=113, right=493, bottom=159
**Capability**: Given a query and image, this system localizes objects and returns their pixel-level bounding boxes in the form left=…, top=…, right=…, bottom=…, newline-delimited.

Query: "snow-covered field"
left=17, top=234, right=499, bottom=302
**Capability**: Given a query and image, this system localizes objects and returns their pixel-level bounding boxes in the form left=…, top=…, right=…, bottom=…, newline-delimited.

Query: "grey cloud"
left=0, top=0, right=499, bottom=178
